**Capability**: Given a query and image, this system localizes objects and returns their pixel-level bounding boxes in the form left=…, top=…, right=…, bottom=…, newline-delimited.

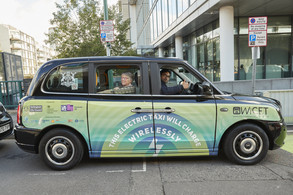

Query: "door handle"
left=154, top=107, right=175, bottom=113
left=131, top=107, right=175, bottom=113
left=131, top=107, right=153, bottom=113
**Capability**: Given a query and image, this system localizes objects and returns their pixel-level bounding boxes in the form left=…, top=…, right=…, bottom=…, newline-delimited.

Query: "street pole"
left=252, top=47, right=257, bottom=95
left=251, top=46, right=259, bottom=95
left=103, top=0, right=111, bottom=56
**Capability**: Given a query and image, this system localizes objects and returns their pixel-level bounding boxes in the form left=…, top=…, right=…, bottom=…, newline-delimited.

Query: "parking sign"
left=100, top=20, right=114, bottom=42
left=248, top=17, right=267, bottom=47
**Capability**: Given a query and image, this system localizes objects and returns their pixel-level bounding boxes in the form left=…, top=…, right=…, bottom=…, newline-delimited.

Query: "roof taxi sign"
left=248, top=17, right=267, bottom=47
left=100, top=20, right=114, bottom=42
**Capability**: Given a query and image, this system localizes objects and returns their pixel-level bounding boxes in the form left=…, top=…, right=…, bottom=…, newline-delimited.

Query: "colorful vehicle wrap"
left=14, top=57, right=287, bottom=170
left=20, top=97, right=282, bottom=157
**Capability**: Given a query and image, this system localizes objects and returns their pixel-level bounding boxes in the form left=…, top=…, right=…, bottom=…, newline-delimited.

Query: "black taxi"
left=14, top=56, right=287, bottom=170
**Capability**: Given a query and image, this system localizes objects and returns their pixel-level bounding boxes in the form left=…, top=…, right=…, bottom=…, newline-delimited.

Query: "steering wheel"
left=190, top=82, right=203, bottom=95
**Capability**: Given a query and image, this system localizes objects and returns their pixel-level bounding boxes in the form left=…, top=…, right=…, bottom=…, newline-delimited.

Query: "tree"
left=46, top=0, right=137, bottom=58
left=107, top=5, right=137, bottom=56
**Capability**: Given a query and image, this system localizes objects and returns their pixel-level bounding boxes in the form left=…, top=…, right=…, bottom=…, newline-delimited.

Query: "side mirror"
left=202, top=81, right=213, bottom=95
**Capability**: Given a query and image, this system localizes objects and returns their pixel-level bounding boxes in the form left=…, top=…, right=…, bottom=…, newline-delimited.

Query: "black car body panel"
left=0, top=103, right=14, bottom=140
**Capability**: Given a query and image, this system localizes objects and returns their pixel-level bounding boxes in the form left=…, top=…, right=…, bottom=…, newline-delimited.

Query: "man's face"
left=161, top=72, right=170, bottom=83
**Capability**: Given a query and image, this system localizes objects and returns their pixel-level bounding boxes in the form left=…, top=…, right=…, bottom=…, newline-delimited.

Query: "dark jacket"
left=161, top=81, right=183, bottom=95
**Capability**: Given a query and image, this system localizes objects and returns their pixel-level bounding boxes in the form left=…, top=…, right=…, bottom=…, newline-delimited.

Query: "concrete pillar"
left=158, top=47, right=164, bottom=57
left=175, top=36, right=183, bottom=59
left=219, top=6, right=234, bottom=81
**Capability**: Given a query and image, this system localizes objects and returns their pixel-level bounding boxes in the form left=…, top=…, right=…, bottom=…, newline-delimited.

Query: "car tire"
left=39, top=128, right=84, bottom=170
left=223, top=123, right=269, bottom=165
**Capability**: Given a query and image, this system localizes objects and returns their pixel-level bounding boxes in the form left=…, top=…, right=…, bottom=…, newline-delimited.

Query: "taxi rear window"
left=43, top=63, right=88, bottom=93
left=96, top=65, right=142, bottom=94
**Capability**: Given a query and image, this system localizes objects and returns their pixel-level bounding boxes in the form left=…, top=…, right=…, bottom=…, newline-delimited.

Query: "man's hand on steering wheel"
left=181, top=80, right=189, bottom=90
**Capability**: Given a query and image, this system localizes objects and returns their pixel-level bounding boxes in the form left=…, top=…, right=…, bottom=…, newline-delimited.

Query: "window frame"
left=150, top=61, right=222, bottom=96
left=88, top=61, right=150, bottom=95
left=41, top=62, right=89, bottom=95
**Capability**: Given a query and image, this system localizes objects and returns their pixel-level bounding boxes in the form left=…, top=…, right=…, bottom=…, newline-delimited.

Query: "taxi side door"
left=150, top=61, right=217, bottom=156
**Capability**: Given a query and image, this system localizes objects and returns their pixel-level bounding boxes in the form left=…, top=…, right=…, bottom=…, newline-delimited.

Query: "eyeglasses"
left=162, top=74, right=170, bottom=78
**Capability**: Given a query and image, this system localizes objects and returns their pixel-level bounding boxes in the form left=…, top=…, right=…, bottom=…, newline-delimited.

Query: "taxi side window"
left=43, top=63, right=88, bottom=93
left=96, top=65, right=142, bottom=94
left=161, top=65, right=201, bottom=87
left=159, top=64, right=204, bottom=95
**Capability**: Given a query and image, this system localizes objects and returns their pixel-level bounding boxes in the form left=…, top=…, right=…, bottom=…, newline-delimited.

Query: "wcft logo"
left=233, top=107, right=268, bottom=116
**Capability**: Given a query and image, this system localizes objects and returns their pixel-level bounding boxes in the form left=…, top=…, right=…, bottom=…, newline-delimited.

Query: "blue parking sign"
left=101, top=33, right=106, bottom=38
left=250, top=34, right=256, bottom=41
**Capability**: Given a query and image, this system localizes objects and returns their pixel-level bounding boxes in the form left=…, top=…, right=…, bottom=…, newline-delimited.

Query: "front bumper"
left=14, top=124, right=42, bottom=153
left=264, top=120, right=287, bottom=150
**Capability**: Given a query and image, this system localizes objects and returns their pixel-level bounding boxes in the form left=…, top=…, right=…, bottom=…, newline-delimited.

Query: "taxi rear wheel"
left=223, top=123, right=269, bottom=165
left=39, top=128, right=84, bottom=170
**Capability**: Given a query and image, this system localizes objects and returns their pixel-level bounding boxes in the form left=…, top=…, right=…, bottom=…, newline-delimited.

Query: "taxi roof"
left=45, top=56, right=184, bottom=65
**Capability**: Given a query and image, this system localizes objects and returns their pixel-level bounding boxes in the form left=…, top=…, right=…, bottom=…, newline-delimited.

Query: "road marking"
left=106, top=159, right=147, bottom=173
left=131, top=159, right=146, bottom=172
left=28, top=173, right=66, bottom=176
left=106, top=170, right=124, bottom=173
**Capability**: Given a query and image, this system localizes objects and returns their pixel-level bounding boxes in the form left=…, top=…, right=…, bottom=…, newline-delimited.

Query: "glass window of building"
left=157, top=0, right=162, bottom=35
left=162, top=0, right=168, bottom=31
left=153, top=4, right=158, bottom=39
left=266, top=34, right=291, bottom=78
left=182, top=0, right=189, bottom=12
left=169, top=0, right=177, bottom=25
left=177, top=0, right=183, bottom=16
left=267, top=16, right=291, bottom=33
left=237, top=35, right=265, bottom=80
left=190, top=0, right=196, bottom=4
left=149, top=0, right=154, bottom=10
left=183, top=21, right=220, bottom=82
left=150, top=12, right=154, bottom=41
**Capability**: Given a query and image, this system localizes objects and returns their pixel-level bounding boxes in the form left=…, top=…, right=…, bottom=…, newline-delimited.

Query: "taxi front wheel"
left=223, top=123, right=269, bottom=165
left=39, top=128, right=84, bottom=170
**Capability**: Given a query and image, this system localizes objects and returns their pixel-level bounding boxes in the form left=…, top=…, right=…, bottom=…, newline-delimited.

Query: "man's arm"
left=161, top=82, right=183, bottom=95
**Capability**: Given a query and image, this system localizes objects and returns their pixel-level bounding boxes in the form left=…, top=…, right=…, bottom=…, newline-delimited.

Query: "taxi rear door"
left=87, top=61, right=156, bottom=157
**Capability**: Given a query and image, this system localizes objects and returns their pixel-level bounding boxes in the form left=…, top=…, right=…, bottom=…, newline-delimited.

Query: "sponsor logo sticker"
left=30, top=105, right=42, bottom=112
left=233, top=107, right=268, bottom=116
left=61, top=104, right=74, bottom=112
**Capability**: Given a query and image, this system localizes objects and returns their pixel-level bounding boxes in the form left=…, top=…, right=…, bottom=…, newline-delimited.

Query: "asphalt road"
left=0, top=139, right=292, bottom=195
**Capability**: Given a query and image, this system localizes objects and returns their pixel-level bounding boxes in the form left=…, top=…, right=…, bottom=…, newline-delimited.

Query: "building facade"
left=122, top=0, right=293, bottom=82
left=0, top=24, right=55, bottom=78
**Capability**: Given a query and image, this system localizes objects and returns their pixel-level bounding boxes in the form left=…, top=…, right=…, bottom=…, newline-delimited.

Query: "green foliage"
left=107, top=5, right=137, bottom=56
left=46, top=0, right=137, bottom=58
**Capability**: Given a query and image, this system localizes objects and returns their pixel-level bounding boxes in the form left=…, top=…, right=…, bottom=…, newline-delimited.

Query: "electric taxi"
left=14, top=57, right=287, bottom=170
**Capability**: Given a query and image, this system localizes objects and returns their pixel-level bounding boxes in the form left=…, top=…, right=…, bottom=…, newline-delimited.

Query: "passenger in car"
left=160, top=69, right=189, bottom=95
left=113, top=72, right=136, bottom=94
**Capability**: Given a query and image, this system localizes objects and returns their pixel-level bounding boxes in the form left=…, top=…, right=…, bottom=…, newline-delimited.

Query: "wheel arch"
left=218, top=119, right=273, bottom=152
left=35, top=124, right=89, bottom=155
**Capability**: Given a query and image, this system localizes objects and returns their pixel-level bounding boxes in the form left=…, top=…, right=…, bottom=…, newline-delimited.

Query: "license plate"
left=0, top=124, right=10, bottom=134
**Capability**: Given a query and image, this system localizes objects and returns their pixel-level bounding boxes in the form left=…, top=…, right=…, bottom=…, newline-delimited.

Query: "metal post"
left=0, top=82, right=3, bottom=104
left=251, top=47, right=258, bottom=95
left=103, top=0, right=111, bottom=56
left=18, top=81, right=23, bottom=99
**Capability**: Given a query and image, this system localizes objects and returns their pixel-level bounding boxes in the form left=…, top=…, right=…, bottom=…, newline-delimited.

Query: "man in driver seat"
left=160, top=69, right=189, bottom=95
